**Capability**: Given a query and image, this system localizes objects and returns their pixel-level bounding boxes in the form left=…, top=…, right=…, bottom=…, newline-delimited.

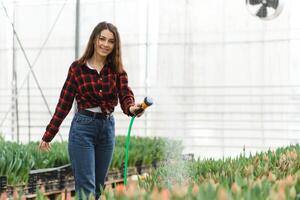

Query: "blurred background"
left=1, top=0, right=300, bottom=159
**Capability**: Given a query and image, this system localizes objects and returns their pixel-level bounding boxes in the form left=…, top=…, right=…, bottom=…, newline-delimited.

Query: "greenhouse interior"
left=1, top=0, right=300, bottom=199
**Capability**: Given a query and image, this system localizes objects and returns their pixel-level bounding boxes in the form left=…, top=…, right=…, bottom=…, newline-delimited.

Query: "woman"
left=39, top=21, right=143, bottom=199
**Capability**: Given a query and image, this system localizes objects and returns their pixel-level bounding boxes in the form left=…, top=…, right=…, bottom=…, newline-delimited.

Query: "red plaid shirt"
left=42, top=61, right=135, bottom=142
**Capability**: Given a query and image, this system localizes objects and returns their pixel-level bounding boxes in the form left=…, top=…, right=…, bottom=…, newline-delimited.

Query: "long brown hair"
left=78, top=21, right=124, bottom=73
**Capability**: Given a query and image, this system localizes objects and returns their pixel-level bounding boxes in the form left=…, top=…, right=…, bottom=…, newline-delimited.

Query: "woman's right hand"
left=129, top=104, right=144, bottom=117
left=39, top=140, right=51, bottom=152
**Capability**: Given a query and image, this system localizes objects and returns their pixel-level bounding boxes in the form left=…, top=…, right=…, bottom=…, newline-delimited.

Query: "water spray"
left=124, top=97, right=153, bottom=185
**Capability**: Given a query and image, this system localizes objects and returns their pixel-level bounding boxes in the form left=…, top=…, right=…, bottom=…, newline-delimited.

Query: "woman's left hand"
left=129, top=104, right=144, bottom=117
left=39, top=140, right=51, bottom=152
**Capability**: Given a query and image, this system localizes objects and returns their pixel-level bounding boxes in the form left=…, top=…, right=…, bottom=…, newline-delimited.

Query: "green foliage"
left=112, top=136, right=181, bottom=170
left=0, top=135, right=180, bottom=185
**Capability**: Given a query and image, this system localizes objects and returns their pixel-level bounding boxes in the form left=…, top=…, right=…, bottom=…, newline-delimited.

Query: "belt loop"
left=93, top=112, right=97, bottom=119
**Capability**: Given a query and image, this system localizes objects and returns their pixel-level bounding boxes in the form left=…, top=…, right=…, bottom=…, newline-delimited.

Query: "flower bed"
left=102, top=144, right=300, bottom=200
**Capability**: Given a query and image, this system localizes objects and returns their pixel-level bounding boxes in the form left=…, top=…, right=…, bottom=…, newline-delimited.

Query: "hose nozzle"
left=134, top=97, right=153, bottom=115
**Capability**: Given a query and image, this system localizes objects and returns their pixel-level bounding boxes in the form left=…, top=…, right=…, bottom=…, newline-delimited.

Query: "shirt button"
left=99, top=89, right=102, bottom=92
left=100, top=77, right=102, bottom=81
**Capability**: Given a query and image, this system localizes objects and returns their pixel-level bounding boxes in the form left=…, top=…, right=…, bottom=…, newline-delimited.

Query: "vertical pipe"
left=74, top=0, right=80, bottom=113
left=75, top=0, right=80, bottom=60
left=27, top=77, right=31, bottom=142
left=11, top=54, right=15, bottom=141
left=14, top=4, right=19, bottom=143
left=261, top=27, right=266, bottom=148
left=221, top=1, right=226, bottom=157
left=11, top=1, right=15, bottom=141
left=183, top=0, right=188, bottom=144
left=11, top=2, right=19, bottom=143
left=113, top=0, right=116, bottom=21
left=144, top=0, right=149, bottom=136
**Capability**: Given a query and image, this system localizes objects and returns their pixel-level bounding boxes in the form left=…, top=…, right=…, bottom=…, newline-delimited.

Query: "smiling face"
left=94, top=29, right=115, bottom=58
left=78, top=22, right=124, bottom=73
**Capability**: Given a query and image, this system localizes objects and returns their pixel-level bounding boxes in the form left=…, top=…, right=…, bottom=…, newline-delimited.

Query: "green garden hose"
left=123, top=97, right=153, bottom=185
left=124, top=116, right=135, bottom=185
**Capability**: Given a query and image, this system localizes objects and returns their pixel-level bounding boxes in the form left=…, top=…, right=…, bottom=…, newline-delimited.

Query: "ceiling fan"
left=246, top=0, right=284, bottom=20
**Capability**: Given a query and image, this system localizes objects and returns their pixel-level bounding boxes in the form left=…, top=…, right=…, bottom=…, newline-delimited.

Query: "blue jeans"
left=68, top=112, right=115, bottom=199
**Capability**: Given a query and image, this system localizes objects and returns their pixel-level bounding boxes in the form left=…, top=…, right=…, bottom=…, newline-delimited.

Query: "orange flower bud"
left=231, top=182, right=241, bottom=194
left=115, top=184, right=125, bottom=196
left=192, top=184, right=199, bottom=196
left=268, top=172, right=276, bottom=182
left=160, top=188, right=170, bottom=200
left=286, top=175, right=293, bottom=186
left=217, top=187, right=228, bottom=200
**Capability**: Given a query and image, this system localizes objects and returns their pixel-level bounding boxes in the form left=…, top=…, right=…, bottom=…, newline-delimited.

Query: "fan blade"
left=249, top=0, right=262, bottom=5
left=266, top=0, right=278, bottom=9
left=256, top=5, right=267, bottom=18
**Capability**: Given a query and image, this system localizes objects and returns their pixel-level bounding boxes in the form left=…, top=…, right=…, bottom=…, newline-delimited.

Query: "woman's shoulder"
left=117, top=68, right=128, bottom=76
left=69, top=60, right=85, bottom=71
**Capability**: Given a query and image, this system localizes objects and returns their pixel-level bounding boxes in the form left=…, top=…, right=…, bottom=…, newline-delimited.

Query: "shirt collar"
left=86, top=61, right=96, bottom=70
